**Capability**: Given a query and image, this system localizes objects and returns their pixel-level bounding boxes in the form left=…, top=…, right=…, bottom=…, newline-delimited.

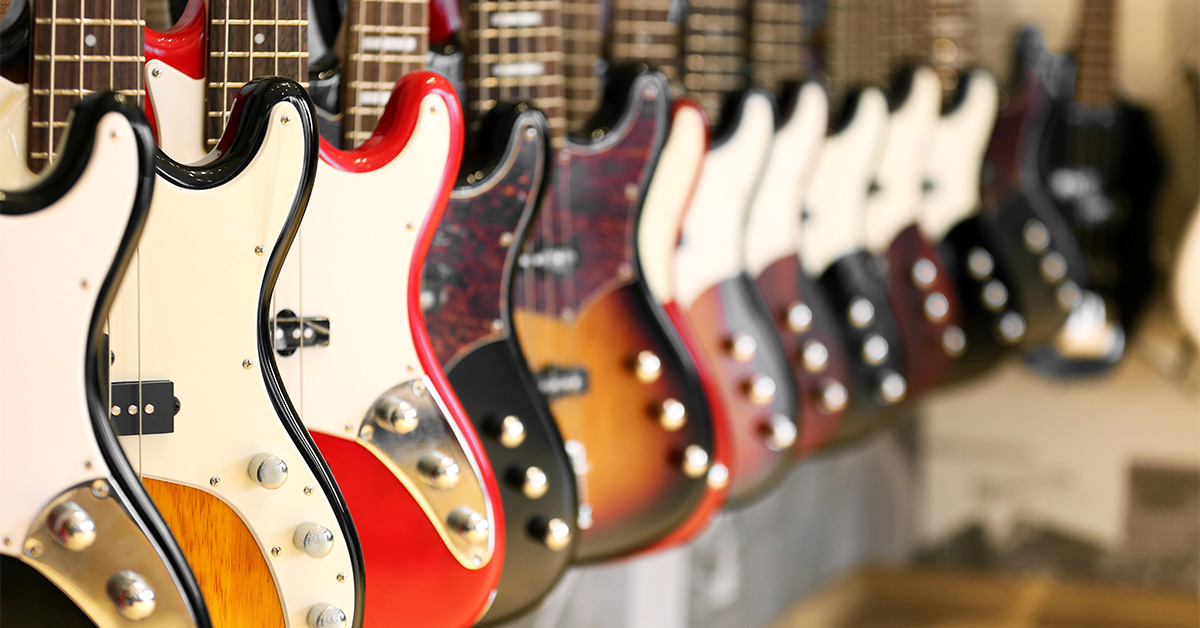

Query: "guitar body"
left=745, top=81, right=850, bottom=455
left=0, top=77, right=32, bottom=188
left=0, top=93, right=209, bottom=628
left=513, top=69, right=714, bottom=561
left=108, top=79, right=363, bottom=628
left=142, top=0, right=207, bottom=163
left=803, top=88, right=908, bottom=439
left=676, top=89, right=799, bottom=502
left=636, top=100, right=731, bottom=546
left=1178, top=203, right=1200, bottom=345
left=422, top=104, right=578, bottom=625
left=270, top=73, right=504, bottom=628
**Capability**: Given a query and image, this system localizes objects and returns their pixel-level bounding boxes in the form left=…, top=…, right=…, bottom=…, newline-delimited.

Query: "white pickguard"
left=745, top=83, right=829, bottom=277
left=800, top=88, right=890, bottom=274
left=108, top=102, right=357, bottom=627
left=674, top=92, right=776, bottom=308
left=0, top=112, right=135, bottom=549
left=145, top=60, right=208, bottom=164
left=637, top=104, right=708, bottom=302
left=863, top=67, right=942, bottom=254
left=1177, top=203, right=1200, bottom=344
left=921, top=69, right=1001, bottom=243
left=0, top=77, right=35, bottom=189
left=272, top=93, right=495, bottom=567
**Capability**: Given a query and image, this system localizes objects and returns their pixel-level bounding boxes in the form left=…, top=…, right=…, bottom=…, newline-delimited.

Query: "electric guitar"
left=607, top=0, right=733, bottom=546
left=803, top=0, right=907, bottom=439
left=673, top=0, right=801, bottom=503
left=25, top=1, right=366, bottom=626
left=0, top=0, right=29, bottom=189
left=146, top=0, right=508, bottom=624
left=1, top=91, right=211, bottom=628
left=421, top=0, right=581, bottom=622
left=743, top=0, right=852, bottom=454
left=504, top=0, right=719, bottom=561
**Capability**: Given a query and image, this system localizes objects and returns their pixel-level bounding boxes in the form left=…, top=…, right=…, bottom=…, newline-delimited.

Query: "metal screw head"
left=271, top=546, right=282, bottom=556
left=624, top=184, right=638, bottom=202
left=801, top=340, right=830, bottom=373
left=706, top=462, right=730, bottom=490
left=151, top=67, right=161, bottom=78
left=80, top=279, right=92, bottom=290
left=374, top=396, right=419, bottom=434
left=111, top=405, right=121, bottom=416
left=417, top=451, right=461, bottom=490
left=497, top=415, right=526, bottom=448
left=541, top=518, right=572, bottom=551
left=656, top=399, right=687, bottom=432
left=818, top=380, right=849, bottom=413
left=144, top=404, right=155, bottom=415
left=280, top=114, right=291, bottom=126
left=336, top=572, right=346, bottom=583
left=1023, top=219, right=1050, bottom=253
left=248, top=453, right=289, bottom=490
left=982, top=280, right=1008, bottom=311
left=942, top=326, right=967, bottom=356
left=448, top=508, right=491, bottom=545
left=106, top=571, right=156, bottom=620
left=521, top=466, right=549, bottom=499
left=24, top=539, right=44, bottom=558
left=746, top=375, right=777, bottom=405
left=763, top=414, right=798, bottom=451
left=862, top=334, right=889, bottom=366
left=727, top=333, right=757, bottom=362
left=924, top=293, right=950, bottom=322
left=91, top=480, right=111, bottom=499
left=242, top=359, right=254, bottom=370
left=304, top=485, right=315, bottom=496
left=359, top=424, right=375, bottom=442
left=254, top=245, right=265, bottom=256
left=877, top=371, right=907, bottom=405
left=47, top=501, right=97, bottom=551
left=633, top=350, right=663, bottom=383
left=996, top=312, right=1027, bottom=344
left=967, top=247, right=994, bottom=280
left=2, top=536, right=13, bottom=547
left=848, top=297, right=875, bottom=328
left=786, top=301, right=813, bottom=333
left=499, top=231, right=515, bottom=246
left=911, top=258, right=937, bottom=288
left=524, top=127, right=538, bottom=140
left=429, top=104, right=440, bottom=114
left=307, top=603, right=347, bottom=628
left=294, top=523, right=335, bottom=558
left=617, top=263, right=634, bottom=279
left=1040, top=251, right=1067, bottom=282
left=680, top=445, right=710, bottom=479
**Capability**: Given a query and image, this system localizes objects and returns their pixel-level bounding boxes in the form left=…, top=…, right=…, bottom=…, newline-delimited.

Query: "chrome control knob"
left=763, top=414, right=798, bottom=451
left=374, top=395, right=419, bottom=434
left=656, top=398, right=687, bottom=431
left=633, top=350, right=662, bottom=383
left=727, top=333, right=757, bottom=361
left=307, top=603, right=347, bottom=628
left=496, top=415, right=526, bottom=448
left=47, top=501, right=96, bottom=551
left=448, top=508, right=491, bottom=545
left=680, top=445, right=710, bottom=478
left=417, top=451, right=461, bottom=490
left=293, top=523, right=335, bottom=558
left=248, top=453, right=289, bottom=490
left=106, top=571, right=156, bottom=621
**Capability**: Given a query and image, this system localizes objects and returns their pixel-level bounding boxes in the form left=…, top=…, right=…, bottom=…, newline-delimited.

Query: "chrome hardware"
left=242, top=359, right=254, bottom=370
left=656, top=399, right=687, bottom=431
left=564, top=440, right=594, bottom=530
left=496, top=415, right=526, bottom=448
left=847, top=297, right=875, bottom=328
left=786, top=301, right=813, bottom=333
left=307, top=603, right=347, bottom=628
left=373, top=395, right=419, bottom=434
left=1040, top=251, right=1067, bottom=282
left=633, top=350, right=662, bottom=383
left=862, top=334, right=889, bottom=366
left=997, top=312, right=1027, bottom=344
left=942, top=326, right=967, bottom=356
left=707, top=462, right=730, bottom=489
left=746, top=375, right=777, bottom=405
left=90, top=480, right=110, bottom=499
left=1057, top=281, right=1082, bottom=311
left=272, top=310, right=331, bottom=356
left=107, top=571, right=156, bottom=621
left=538, top=518, right=572, bottom=552
left=247, top=453, right=288, bottom=490
left=519, top=466, right=549, bottom=500
left=47, top=501, right=96, bottom=551
left=924, top=293, right=950, bottom=322
left=763, top=415, right=798, bottom=451
left=877, top=371, right=907, bottom=405
left=912, top=258, right=937, bottom=288
left=727, top=333, right=757, bottom=361
left=293, top=523, right=335, bottom=558
left=982, top=280, right=1008, bottom=311
left=448, top=508, right=491, bottom=545
left=1023, top=219, right=1050, bottom=253
left=680, top=445, right=710, bottom=479
left=967, top=247, right=994, bottom=280
left=801, top=340, right=829, bottom=373
left=417, top=452, right=461, bottom=490
left=818, top=380, right=849, bottom=413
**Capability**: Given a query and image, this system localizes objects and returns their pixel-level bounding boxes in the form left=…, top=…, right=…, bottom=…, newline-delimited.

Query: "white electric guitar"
left=1177, top=204, right=1200, bottom=345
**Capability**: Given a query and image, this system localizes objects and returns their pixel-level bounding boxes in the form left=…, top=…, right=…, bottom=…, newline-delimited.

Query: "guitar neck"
left=461, top=0, right=567, bottom=145
left=562, top=0, right=603, bottom=131
left=206, top=0, right=309, bottom=148
left=825, top=0, right=881, bottom=106
left=609, top=0, right=680, bottom=93
left=26, top=0, right=145, bottom=171
left=929, top=0, right=976, bottom=95
left=1074, top=0, right=1115, bottom=107
left=339, top=0, right=430, bottom=147
left=750, top=0, right=807, bottom=96
left=681, top=0, right=751, bottom=123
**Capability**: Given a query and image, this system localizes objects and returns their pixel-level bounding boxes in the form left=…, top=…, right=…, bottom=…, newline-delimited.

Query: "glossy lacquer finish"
left=512, top=70, right=713, bottom=562
left=423, top=105, right=578, bottom=625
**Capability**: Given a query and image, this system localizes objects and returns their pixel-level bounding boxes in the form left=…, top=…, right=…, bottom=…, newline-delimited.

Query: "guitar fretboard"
left=929, top=0, right=975, bottom=94
left=750, top=0, right=807, bottom=96
left=562, top=0, right=602, bottom=132
left=207, top=0, right=308, bottom=147
left=461, top=0, right=566, bottom=146
left=27, top=0, right=145, bottom=171
left=1074, top=0, right=1115, bottom=106
left=340, top=0, right=429, bottom=146
left=681, top=0, right=750, bottom=123
left=609, top=0, right=680, bottom=93
left=824, top=0, right=927, bottom=107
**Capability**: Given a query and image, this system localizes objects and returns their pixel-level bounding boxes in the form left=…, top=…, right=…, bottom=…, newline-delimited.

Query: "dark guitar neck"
left=562, top=0, right=603, bottom=132
left=749, top=0, right=807, bottom=96
left=680, top=0, right=751, bottom=123
left=1073, top=0, right=1115, bottom=109
left=928, top=0, right=977, bottom=96
left=608, top=0, right=681, bottom=93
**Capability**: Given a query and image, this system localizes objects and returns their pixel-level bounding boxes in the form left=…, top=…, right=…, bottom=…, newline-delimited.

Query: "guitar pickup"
left=535, top=367, right=589, bottom=400
left=273, top=310, right=331, bottom=356
left=108, top=380, right=177, bottom=436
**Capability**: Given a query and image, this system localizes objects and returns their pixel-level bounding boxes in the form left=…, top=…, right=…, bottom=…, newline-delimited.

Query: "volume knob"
left=417, top=451, right=461, bottom=490
left=106, top=571, right=156, bottom=621
left=247, top=453, right=289, bottom=489
left=633, top=350, right=663, bottom=383
left=47, top=501, right=96, bottom=551
left=374, top=395, right=419, bottom=434
left=307, top=603, right=347, bottom=628
left=448, top=508, right=491, bottom=545
left=293, top=523, right=335, bottom=558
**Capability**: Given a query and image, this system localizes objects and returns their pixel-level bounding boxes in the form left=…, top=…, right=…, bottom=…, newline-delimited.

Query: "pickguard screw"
left=304, top=485, right=315, bottom=496
left=271, top=546, right=282, bottom=556
left=360, top=425, right=375, bottom=441
left=406, top=222, right=415, bottom=231
left=491, top=319, right=504, bottom=331
left=337, top=572, right=346, bottom=583
left=25, top=539, right=44, bottom=558
left=91, top=480, right=111, bottom=499
left=280, top=115, right=291, bottom=125
left=151, top=67, right=161, bottom=78
left=209, top=476, right=221, bottom=487
left=429, top=104, right=440, bottom=114
left=80, top=279, right=91, bottom=290
left=243, top=359, right=254, bottom=370
left=624, top=184, right=638, bottom=201
left=499, top=232, right=514, bottom=246
left=524, top=127, right=537, bottom=140
left=254, top=245, right=264, bottom=255
left=2, top=537, right=13, bottom=547
left=85, top=460, right=95, bottom=471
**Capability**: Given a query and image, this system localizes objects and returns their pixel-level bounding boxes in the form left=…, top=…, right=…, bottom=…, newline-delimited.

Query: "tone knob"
left=374, top=395, right=419, bottom=434
left=448, top=508, right=491, bottom=545
left=727, top=333, right=757, bottom=361
left=967, top=247, right=994, bottom=280
left=1023, top=219, right=1050, bottom=253
left=655, top=398, right=687, bottom=431
left=633, top=350, right=662, bottom=383
left=847, top=297, right=875, bottom=328
left=942, top=326, right=967, bottom=356
left=496, top=415, right=526, bottom=448
left=417, top=451, right=460, bottom=490
left=745, top=375, right=777, bottom=405
left=293, top=522, right=335, bottom=558
left=862, top=334, right=889, bottom=366
left=307, top=603, right=347, bottom=628
left=786, top=301, right=813, bottom=333
left=763, top=414, right=798, bottom=451
left=996, top=311, right=1027, bottom=344
left=106, top=571, right=156, bottom=621
left=247, top=453, right=289, bottom=490
left=1041, top=251, right=1067, bottom=282
left=536, top=517, right=572, bottom=552
left=706, top=462, right=730, bottom=490
left=1057, top=280, right=1082, bottom=312
left=519, top=466, right=549, bottom=500
left=924, top=293, right=950, bottom=322
left=982, top=280, right=1008, bottom=311
left=801, top=339, right=829, bottom=373
left=911, top=258, right=937, bottom=288
left=680, top=444, right=710, bottom=478
left=817, top=379, right=849, bottom=413
left=877, top=371, right=907, bottom=405
left=47, top=501, right=96, bottom=551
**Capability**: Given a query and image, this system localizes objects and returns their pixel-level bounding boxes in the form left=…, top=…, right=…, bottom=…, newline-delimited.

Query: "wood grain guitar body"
left=513, top=69, right=714, bottom=562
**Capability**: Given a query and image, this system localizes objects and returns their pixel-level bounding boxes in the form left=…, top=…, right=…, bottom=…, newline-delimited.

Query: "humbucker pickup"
left=108, top=380, right=178, bottom=436
left=273, top=309, right=331, bottom=356
left=535, top=366, right=589, bottom=399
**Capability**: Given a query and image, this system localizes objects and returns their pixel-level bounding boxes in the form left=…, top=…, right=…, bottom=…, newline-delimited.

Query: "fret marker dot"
left=85, top=34, right=97, bottom=47
left=255, top=33, right=266, bottom=45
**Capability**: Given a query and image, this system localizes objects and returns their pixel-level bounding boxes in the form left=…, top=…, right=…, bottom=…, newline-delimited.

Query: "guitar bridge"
left=272, top=309, right=331, bottom=356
